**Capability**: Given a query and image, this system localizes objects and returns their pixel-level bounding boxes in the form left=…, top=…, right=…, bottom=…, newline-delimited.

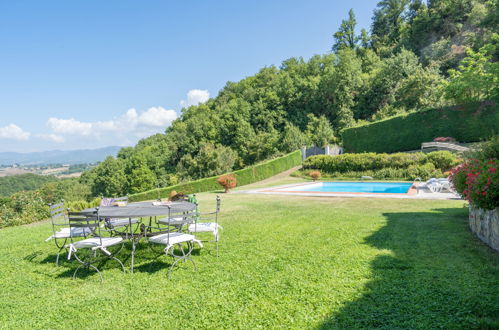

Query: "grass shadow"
left=133, top=260, right=170, bottom=274
left=319, top=207, right=499, bottom=329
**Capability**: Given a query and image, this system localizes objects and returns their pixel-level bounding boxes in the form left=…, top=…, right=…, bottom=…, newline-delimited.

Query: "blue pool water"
left=282, top=182, right=413, bottom=194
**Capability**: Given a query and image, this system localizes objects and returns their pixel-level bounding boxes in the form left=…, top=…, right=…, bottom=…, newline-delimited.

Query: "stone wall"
left=469, top=206, right=499, bottom=252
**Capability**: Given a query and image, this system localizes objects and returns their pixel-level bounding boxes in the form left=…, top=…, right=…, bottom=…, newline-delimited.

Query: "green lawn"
left=0, top=191, right=498, bottom=328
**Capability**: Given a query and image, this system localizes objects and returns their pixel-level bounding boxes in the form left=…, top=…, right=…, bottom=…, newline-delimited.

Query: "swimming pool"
left=271, top=182, right=413, bottom=194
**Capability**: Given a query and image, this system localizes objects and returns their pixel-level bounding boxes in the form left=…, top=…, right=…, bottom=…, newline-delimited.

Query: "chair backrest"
left=49, top=201, right=67, bottom=235
left=113, top=195, right=129, bottom=203
left=197, top=195, right=221, bottom=223
left=163, top=205, right=198, bottom=244
left=101, top=195, right=128, bottom=206
left=215, top=195, right=221, bottom=214
left=68, top=210, right=100, bottom=243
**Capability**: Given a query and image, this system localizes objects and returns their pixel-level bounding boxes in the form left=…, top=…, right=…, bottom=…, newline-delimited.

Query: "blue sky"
left=0, top=0, right=376, bottom=152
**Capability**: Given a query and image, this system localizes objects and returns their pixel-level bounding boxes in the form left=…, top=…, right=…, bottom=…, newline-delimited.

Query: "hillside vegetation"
left=0, top=174, right=59, bottom=197
left=78, top=0, right=498, bottom=197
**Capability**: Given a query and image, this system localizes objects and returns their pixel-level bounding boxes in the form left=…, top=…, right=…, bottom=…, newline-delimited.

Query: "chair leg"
left=111, top=256, right=126, bottom=273
left=187, top=242, right=197, bottom=271
left=72, top=250, right=104, bottom=282
left=213, top=231, right=220, bottom=257
left=56, top=245, right=66, bottom=266
left=166, top=242, right=196, bottom=280
left=54, top=238, right=67, bottom=266
left=72, top=262, right=103, bottom=282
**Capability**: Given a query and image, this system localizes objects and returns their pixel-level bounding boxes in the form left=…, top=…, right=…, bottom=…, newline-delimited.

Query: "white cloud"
left=46, top=107, right=178, bottom=139
left=47, top=117, right=93, bottom=135
left=138, top=107, right=178, bottom=127
left=180, top=89, right=210, bottom=108
left=0, top=124, right=30, bottom=140
left=39, top=134, right=65, bottom=143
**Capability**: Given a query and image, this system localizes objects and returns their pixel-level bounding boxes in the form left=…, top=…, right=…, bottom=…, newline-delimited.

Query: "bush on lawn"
left=450, top=159, right=498, bottom=210
left=217, top=174, right=237, bottom=193
left=450, top=136, right=498, bottom=210
left=309, top=170, right=321, bottom=181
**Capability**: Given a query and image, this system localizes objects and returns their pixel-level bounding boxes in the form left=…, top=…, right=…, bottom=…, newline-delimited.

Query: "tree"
left=359, top=28, right=371, bottom=48
left=444, top=37, right=499, bottom=103
left=125, top=154, right=156, bottom=194
left=90, top=156, right=127, bottom=197
left=320, top=48, right=362, bottom=130
left=176, top=143, right=237, bottom=180
left=371, top=0, right=409, bottom=49
left=280, top=123, right=306, bottom=153
left=332, top=9, right=358, bottom=52
left=245, top=129, right=280, bottom=164
left=305, top=114, right=336, bottom=147
left=356, top=49, right=425, bottom=118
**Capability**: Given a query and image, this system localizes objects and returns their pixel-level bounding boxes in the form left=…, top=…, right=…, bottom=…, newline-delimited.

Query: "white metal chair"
left=147, top=206, right=202, bottom=279
left=187, top=195, right=222, bottom=256
left=45, top=201, right=91, bottom=265
left=66, top=208, right=125, bottom=281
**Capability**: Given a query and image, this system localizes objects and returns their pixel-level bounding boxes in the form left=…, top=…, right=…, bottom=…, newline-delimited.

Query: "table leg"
left=131, top=238, right=136, bottom=273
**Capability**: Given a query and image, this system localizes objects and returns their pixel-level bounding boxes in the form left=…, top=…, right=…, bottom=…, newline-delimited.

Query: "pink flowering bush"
left=433, top=137, right=456, bottom=142
left=450, top=159, right=498, bottom=210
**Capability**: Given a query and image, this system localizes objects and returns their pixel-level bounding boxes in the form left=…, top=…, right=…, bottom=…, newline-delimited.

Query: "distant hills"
left=0, top=146, right=121, bottom=165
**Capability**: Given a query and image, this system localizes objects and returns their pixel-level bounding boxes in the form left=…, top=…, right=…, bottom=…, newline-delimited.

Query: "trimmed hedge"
left=129, top=150, right=302, bottom=202
left=302, top=151, right=461, bottom=180
left=342, top=101, right=498, bottom=153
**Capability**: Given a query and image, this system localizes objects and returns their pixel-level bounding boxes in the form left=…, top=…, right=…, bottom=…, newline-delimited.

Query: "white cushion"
left=72, top=237, right=123, bottom=249
left=108, top=218, right=139, bottom=227
left=49, top=227, right=91, bottom=239
left=188, top=222, right=219, bottom=233
left=158, top=217, right=188, bottom=225
left=149, top=232, right=195, bottom=246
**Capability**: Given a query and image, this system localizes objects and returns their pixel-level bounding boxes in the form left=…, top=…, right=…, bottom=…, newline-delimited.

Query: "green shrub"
left=303, top=152, right=456, bottom=173
left=407, top=163, right=443, bottom=180
left=423, top=151, right=461, bottom=171
left=374, top=168, right=408, bottom=179
left=303, top=151, right=457, bottom=180
left=467, top=135, right=499, bottom=160
left=0, top=190, right=49, bottom=228
left=66, top=197, right=101, bottom=212
left=129, top=150, right=302, bottom=202
left=342, top=101, right=498, bottom=153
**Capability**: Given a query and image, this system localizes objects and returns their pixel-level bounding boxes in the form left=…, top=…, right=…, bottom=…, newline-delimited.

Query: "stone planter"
left=469, top=205, right=499, bottom=252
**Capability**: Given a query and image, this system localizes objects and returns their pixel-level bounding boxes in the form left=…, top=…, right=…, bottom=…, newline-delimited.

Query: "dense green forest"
left=0, top=174, right=59, bottom=197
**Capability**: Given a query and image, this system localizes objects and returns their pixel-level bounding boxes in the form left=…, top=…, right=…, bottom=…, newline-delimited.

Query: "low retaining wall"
left=469, top=206, right=499, bottom=252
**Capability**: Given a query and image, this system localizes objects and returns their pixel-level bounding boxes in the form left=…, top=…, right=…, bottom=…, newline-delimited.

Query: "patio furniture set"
left=45, top=195, right=222, bottom=281
left=415, top=177, right=455, bottom=194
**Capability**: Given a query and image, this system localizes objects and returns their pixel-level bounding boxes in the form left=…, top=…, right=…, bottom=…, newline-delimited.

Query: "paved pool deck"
left=238, top=182, right=462, bottom=200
